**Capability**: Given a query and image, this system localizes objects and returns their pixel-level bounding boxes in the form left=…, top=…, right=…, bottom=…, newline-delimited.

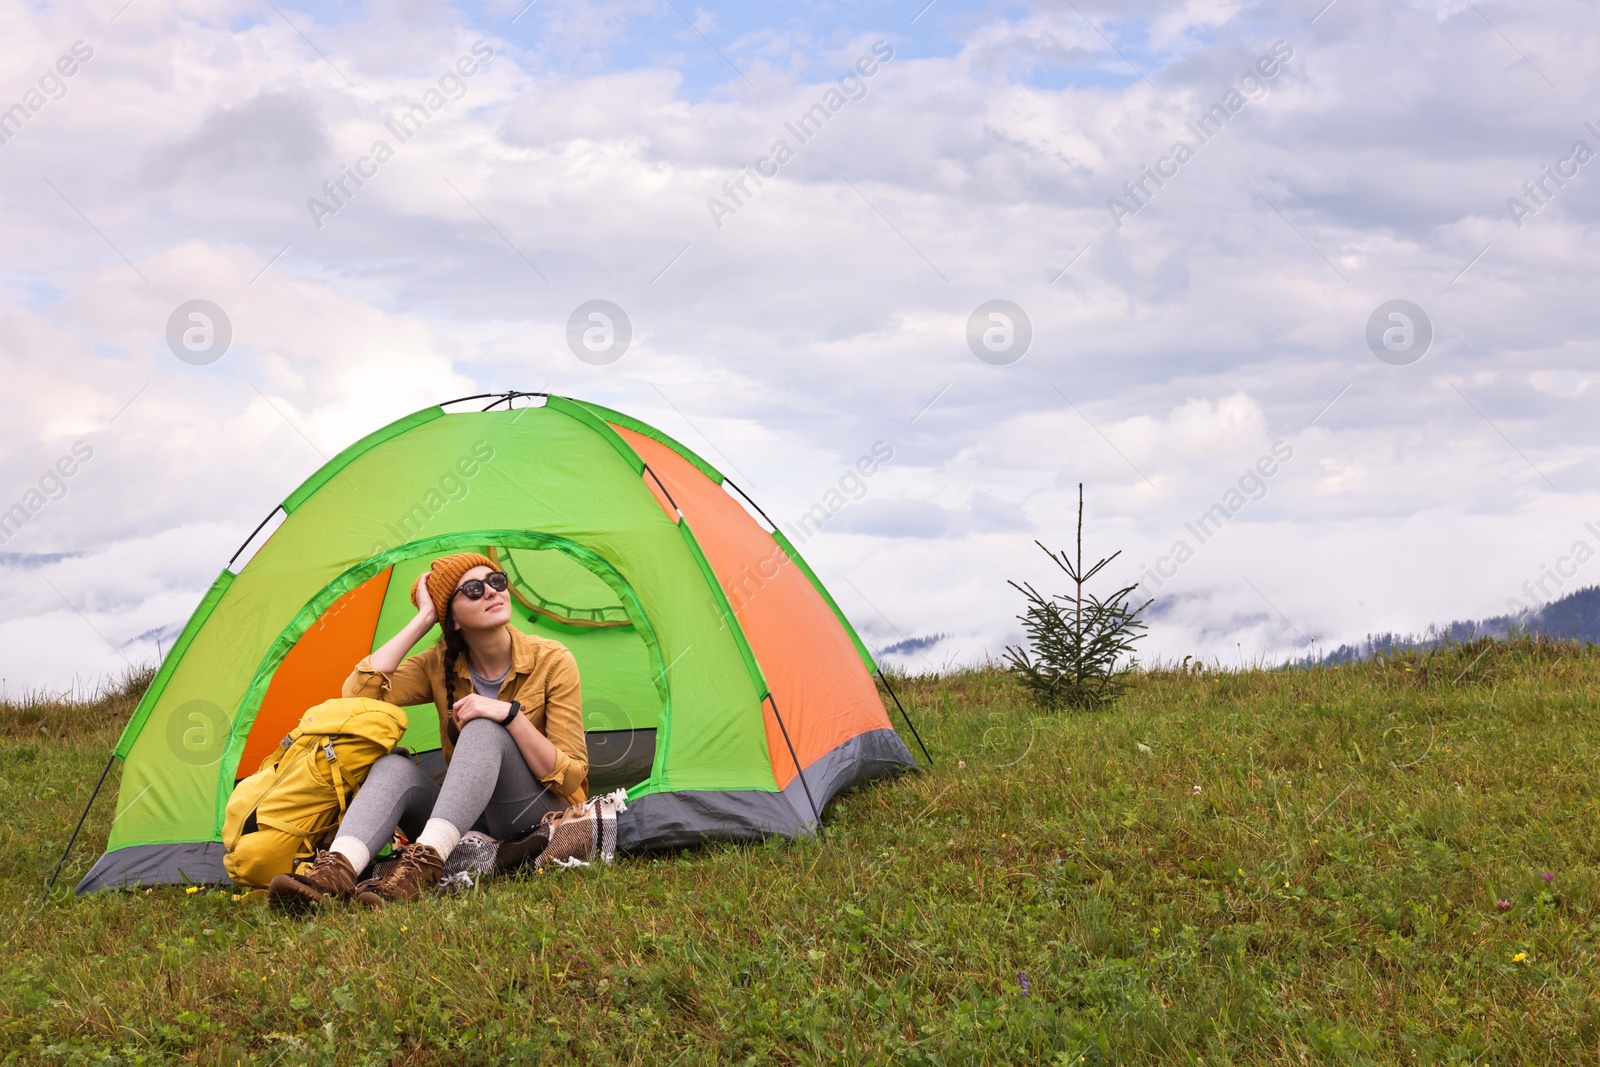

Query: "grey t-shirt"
left=467, top=660, right=510, bottom=699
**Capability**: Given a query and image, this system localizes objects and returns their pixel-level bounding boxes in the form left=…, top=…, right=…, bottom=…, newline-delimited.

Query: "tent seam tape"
left=112, top=569, right=235, bottom=761
left=769, top=529, right=878, bottom=674
left=544, top=397, right=646, bottom=474
left=571, top=399, right=725, bottom=485
left=676, top=519, right=769, bottom=697
left=281, top=405, right=445, bottom=513
left=548, top=398, right=681, bottom=792
left=674, top=519, right=783, bottom=793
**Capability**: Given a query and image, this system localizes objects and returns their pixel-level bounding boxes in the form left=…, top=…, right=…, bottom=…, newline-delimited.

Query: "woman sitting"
left=268, top=551, right=589, bottom=909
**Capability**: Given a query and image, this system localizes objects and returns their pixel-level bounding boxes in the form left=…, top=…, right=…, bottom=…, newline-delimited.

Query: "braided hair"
left=439, top=598, right=470, bottom=745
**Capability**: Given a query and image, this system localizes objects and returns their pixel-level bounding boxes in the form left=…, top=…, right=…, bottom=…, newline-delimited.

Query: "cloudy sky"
left=2, top=0, right=1597, bottom=694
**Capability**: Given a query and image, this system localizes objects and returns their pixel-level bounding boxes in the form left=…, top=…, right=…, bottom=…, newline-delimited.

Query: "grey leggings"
left=337, top=718, right=565, bottom=860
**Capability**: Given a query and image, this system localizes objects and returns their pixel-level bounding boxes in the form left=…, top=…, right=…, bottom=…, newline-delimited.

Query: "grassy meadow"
left=3, top=638, right=1600, bottom=1064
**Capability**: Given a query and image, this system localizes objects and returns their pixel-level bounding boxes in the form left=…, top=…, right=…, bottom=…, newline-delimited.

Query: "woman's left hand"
left=451, top=694, right=511, bottom=727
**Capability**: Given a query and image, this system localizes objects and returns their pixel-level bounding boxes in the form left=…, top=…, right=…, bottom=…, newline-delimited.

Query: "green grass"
left=5, top=638, right=1600, bottom=1064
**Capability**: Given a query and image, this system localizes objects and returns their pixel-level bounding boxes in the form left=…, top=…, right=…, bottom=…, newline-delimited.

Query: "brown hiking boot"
left=357, top=844, right=444, bottom=906
left=267, top=850, right=357, bottom=912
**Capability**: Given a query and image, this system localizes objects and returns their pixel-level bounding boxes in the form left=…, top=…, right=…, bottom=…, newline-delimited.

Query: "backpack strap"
left=323, top=737, right=352, bottom=815
left=248, top=737, right=346, bottom=861
left=252, top=813, right=323, bottom=861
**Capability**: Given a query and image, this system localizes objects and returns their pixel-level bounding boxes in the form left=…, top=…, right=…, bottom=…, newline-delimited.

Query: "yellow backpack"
left=222, top=697, right=409, bottom=888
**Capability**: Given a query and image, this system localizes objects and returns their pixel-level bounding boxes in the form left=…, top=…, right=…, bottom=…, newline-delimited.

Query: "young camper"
left=267, top=551, right=589, bottom=909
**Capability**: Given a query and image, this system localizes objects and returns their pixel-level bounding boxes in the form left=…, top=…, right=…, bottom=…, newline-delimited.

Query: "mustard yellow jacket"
left=342, top=625, right=589, bottom=804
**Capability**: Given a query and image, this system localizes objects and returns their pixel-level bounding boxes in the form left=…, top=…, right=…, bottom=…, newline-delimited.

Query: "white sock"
left=330, top=836, right=370, bottom=875
left=416, top=818, right=461, bottom=860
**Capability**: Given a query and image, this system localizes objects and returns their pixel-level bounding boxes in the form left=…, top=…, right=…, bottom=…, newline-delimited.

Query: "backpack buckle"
left=324, top=740, right=337, bottom=763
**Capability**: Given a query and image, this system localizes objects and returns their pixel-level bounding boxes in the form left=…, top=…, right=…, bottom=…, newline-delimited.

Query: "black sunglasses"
left=452, top=571, right=509, bottom=601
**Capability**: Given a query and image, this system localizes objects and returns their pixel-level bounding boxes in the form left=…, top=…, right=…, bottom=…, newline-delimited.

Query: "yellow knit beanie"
left=413, top=552, right=496, bottom=623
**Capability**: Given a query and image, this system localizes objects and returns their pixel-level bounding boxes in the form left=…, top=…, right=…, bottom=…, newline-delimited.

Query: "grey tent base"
left=76, top=728, right=918, bottom=891
left=617, top=727, right=917, bottom=852
left=780, top=727, right=917, bottom=829
left=75, top=842, right=228, bottom=895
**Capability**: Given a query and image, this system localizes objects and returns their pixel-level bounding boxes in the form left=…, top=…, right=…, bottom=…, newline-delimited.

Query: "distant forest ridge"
left=1303, top=585, right=1600, bottom=666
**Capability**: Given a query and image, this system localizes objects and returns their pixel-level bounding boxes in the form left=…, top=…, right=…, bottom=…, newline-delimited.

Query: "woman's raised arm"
left=369, top=573, right=438, bottom=675
left=342, top=573, right=440, bottom=705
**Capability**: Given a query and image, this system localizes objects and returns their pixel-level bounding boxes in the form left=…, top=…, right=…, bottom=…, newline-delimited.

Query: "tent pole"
left=765, top=694, right=825, bottom=841
left=483, top=391, right=551, bottom=412
left=45, top=750, right=116, bottom=899
left=226, top=505, right=284, bottom=569
left=437, top=391, right=503, bottom=409
left=722, top=478, right=780, bottom=532
left=877, top=670, right=933, bottom=767
left=643, top=465, right=683, bottom=514
left=441, top=391, right=551, bottom=411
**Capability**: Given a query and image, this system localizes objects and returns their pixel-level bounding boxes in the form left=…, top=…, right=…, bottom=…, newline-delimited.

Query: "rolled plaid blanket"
left=489, top=788, right=630, bottom=874
left=533, top=787, right=629, bottom=868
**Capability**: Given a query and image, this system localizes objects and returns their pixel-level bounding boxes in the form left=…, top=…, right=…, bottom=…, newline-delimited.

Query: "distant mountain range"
left=1306, top=585, right=1600, bottom=665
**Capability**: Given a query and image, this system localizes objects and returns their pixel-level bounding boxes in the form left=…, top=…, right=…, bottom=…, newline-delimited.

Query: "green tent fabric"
left=75, top=393, right=921, bottom=892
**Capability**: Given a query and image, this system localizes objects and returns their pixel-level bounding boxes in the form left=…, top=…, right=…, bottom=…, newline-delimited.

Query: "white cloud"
left=2, top=0, right=1597, bottom=688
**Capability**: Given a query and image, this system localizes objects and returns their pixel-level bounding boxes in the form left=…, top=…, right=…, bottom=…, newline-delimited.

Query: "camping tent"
left=72, top=393, right=926, bottom=893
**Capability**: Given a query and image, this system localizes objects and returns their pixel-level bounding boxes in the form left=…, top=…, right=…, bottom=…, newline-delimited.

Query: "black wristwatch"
left=497, top=699, right=522, bottom=726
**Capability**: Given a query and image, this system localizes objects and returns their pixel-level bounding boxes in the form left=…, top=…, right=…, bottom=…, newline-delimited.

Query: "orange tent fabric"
left=241, top=569, right=393, bottom=771
left=610, top=426, right=892, bottom=790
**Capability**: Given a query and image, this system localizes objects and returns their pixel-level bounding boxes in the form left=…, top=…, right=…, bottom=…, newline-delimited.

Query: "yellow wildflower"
left=1512, top=952, right=1528, bottom=964
left=185, top=886, right=199, bottom=895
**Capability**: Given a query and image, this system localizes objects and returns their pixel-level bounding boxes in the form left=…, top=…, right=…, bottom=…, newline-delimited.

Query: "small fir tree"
left=1004, top=484, right=1152, bottom=710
